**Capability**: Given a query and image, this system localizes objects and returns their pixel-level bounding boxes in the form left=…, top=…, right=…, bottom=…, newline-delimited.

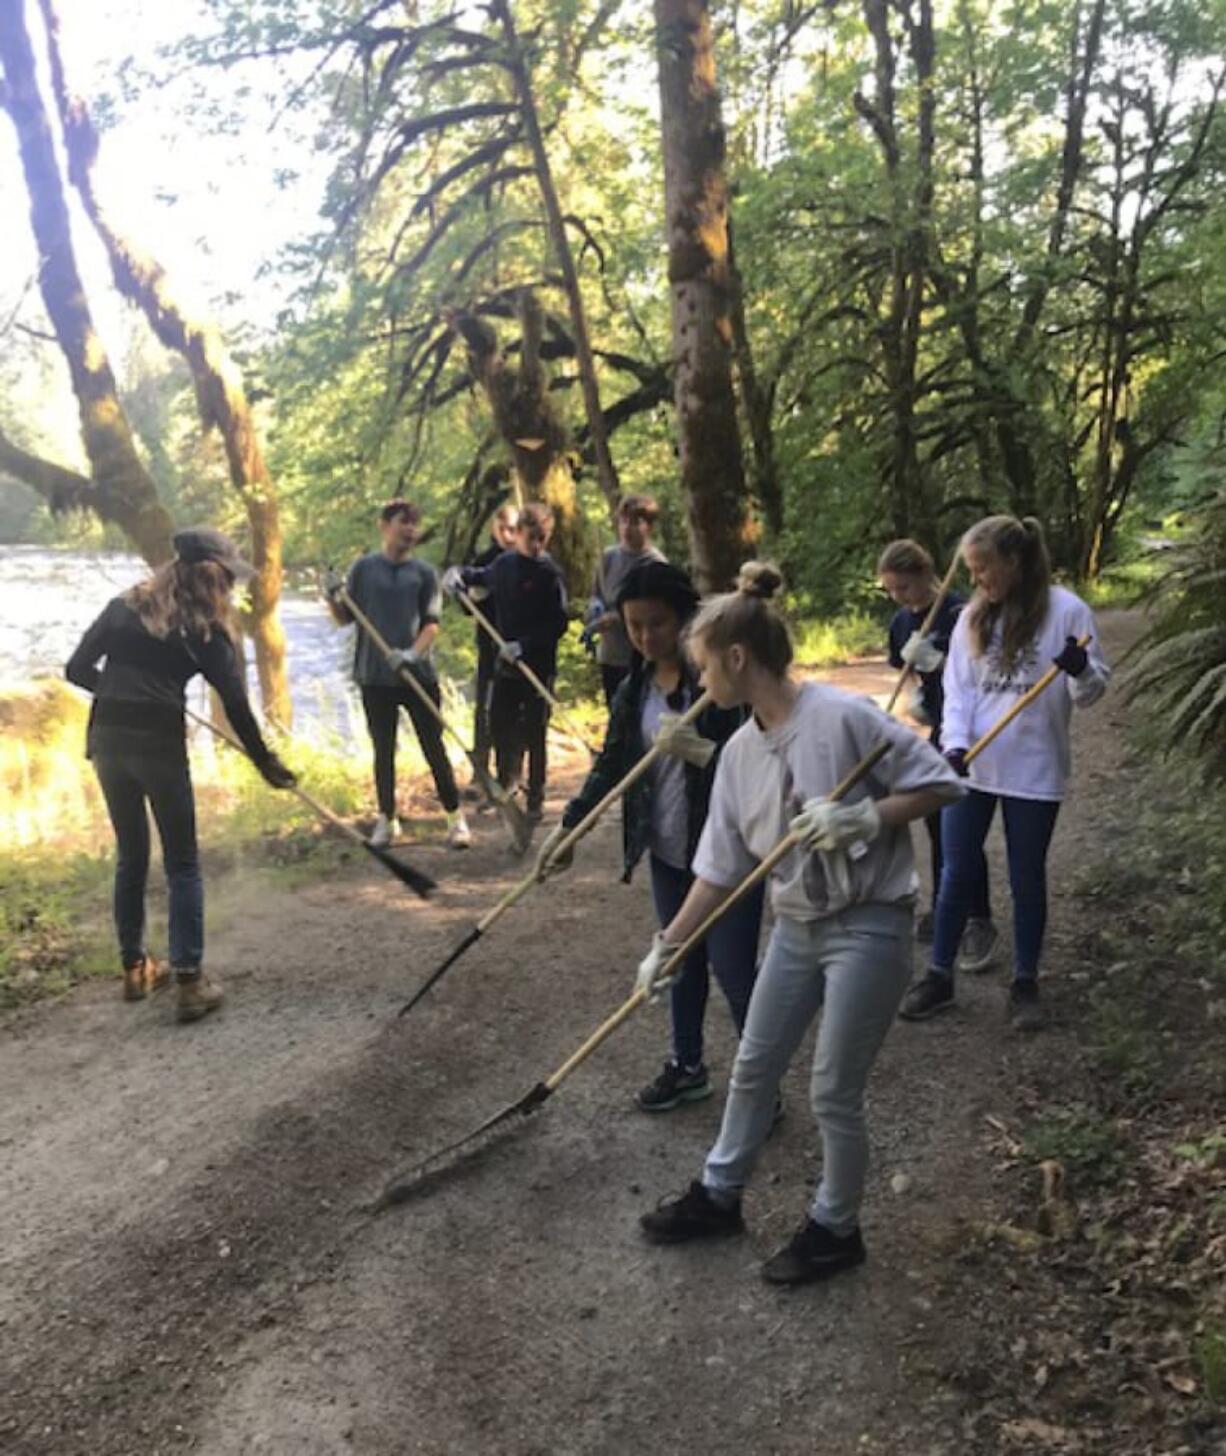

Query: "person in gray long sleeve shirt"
left=588, top=494, right=665, bottom=707
left=326, top=499, right=468, bottom=849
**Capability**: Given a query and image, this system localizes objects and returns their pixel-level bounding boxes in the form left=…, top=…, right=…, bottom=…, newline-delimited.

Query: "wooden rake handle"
left=884, top=551, right=961, bottom=716
left=473, top=689, right=715, bottom=936
left=964, top=634, right=1092, bottom=766
left=541, top=738, right=891, bottom=1096
left=184, top=706, right=363, bottom=850
left=456, top=589, right=599, bottom=755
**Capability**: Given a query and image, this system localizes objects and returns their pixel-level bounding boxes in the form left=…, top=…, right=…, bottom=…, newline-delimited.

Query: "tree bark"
left=451, top=292, right=595, bottom=596
left=38, top=0, right=290, bottom=726
left=727, top=217, right=782, bottom=538
left=0, top=0, right=174, bottom=566
left=654, top=0, right=755, bottom=592
left=491, top=0, right=621, bottom=520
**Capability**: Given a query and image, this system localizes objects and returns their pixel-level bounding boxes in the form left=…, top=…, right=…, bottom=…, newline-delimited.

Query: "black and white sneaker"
left=640, top=1181, right=744, bottom=1244
left=898, top=971, right=955, bottom=1021
left=636, top=1060, right=713, bottom=1112
left=957, top=917, right=1000, bottom=973
left=761, top=1218, right=866, bottom=1286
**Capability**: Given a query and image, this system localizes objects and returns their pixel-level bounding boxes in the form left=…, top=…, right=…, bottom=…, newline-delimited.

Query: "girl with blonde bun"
left=637, top=563, right=964, bottom=1285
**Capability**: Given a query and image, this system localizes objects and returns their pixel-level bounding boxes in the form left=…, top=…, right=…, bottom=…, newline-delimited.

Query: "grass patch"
left=1195, top=1327, right=1226, bottom=1404
left=791, top=610, right=885, bottom=667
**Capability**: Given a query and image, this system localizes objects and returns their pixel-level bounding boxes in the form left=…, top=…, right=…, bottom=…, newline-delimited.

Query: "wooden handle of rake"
left=456, top=589, right=600, bottom=755
left=185, top=705, right=360, bottom=848
left=470, top=689, right=715, bottom=935
left=963, top=634, right=1092, bottom=766
left=884, top=552, right=961, bottom=716
left=540, top=739, right=891, bottom=1094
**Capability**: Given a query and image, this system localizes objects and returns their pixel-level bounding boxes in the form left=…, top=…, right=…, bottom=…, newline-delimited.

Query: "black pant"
left=92, top=743, right=203, bottom=971
left=361, top=678, right=459, bottom=817
left=489, top=673, right=549, bottom=810
left=472, top=648, right=496, bottom=781
left=600, top=664, right=629, bottom=709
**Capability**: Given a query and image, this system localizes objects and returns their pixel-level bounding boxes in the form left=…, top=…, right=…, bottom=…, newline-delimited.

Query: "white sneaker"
left=957, top=917, right=1000, bottom=973
left=369, top=813, right=399, bottom=848
left=446, top=811, right=472, bottom=850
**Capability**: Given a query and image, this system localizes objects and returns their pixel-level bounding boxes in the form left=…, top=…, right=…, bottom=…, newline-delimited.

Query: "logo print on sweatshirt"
left=981, top=639, right=1041, bottom=697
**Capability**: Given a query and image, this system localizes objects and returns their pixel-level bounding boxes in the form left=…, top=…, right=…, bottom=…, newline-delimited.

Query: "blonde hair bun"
left=735, top=561, right=785, bottom=601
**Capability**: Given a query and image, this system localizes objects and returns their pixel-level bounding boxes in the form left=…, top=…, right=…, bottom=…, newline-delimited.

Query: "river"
left=0, top=545, right=364, bottom=743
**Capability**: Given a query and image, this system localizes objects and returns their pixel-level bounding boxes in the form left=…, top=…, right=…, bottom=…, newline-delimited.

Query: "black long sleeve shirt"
left=66, top=597, right=272, bottom=764
left=460, top=550, right=568, bottom=680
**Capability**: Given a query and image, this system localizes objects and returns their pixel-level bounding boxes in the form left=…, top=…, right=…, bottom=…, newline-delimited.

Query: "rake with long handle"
left=962, top=634, right=1092, bottom=765
left=883, top=552, right=962, bottom=716
left=334, top=583, right=531, bottom=855
left=183, top=706, right=436, bottom=899
left=395, top=688, right=716, bottom=1019
left=455, top=588, right=601, bottom=756
left=372, top=740, right=891, bottom=1206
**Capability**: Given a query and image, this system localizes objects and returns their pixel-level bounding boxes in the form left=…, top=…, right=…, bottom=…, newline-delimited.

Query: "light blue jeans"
left=703, top=903, right=913, bottom=1235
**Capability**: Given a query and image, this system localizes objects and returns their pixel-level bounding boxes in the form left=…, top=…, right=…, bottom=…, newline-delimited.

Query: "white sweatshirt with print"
left=941, top=584, right=1109, bottom=802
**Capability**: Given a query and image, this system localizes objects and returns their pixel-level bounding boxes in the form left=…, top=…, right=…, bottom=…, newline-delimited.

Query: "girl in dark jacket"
left=536, top=560, right=764, bottom=1111
left=66, top=528, right=295, bottom=1022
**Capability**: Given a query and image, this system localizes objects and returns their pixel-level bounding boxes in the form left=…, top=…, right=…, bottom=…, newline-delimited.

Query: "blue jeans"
left=703, top=906, right=913, bottom=1233
left=648, top=854, right=764, bottom=1071
left=93, top=746, right=204, bottom=972
left=922, top=806, right=990, bottom=918
left=933, top=790, right=1060, bottom=981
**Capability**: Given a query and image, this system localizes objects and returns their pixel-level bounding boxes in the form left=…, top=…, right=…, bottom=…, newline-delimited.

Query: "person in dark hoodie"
left=534, top=559, right=764, bottom=1111
left=66, top=528, right=296, bottom=1022
left=444, top=500, right=568, bottom=821
left=465, top=502, right=519, bottom=799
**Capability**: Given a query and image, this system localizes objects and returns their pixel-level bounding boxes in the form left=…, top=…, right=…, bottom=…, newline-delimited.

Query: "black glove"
left=260, top=752, right=298, bottom=790
left=944, top=747, right=969, bottom=778
left=1052, top=635, right=1088, bottom=677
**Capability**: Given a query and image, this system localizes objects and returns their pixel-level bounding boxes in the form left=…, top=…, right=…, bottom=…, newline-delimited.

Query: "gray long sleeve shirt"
left=345, top=552, right=442, bottom=688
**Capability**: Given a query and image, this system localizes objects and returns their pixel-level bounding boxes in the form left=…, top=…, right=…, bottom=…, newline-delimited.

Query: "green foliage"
left=1022, top=1104, right=1127, bottom=1180
left=1195, top=1327, right=1226, bottom=1404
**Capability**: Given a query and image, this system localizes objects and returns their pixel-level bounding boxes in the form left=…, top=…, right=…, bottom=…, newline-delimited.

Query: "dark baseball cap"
left=172, top=526, right=255, bottom=581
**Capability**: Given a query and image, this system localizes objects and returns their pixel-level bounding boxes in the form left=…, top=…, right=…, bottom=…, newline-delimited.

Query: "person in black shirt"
left=466, top=503, right=519, bottom=799
left=878, top=538, right=996, bottom=966
left=65, top=527, right=296, bottom=1022
left=326, top=499, right=469, bottom=849
left=446, top=501, right=567, bottom=821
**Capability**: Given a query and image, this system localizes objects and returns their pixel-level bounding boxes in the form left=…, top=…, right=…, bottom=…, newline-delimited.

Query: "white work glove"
left=385, top=647, right=419, bottom=673
left=499, top=640, right=524, bottom=666
left=906, top=683, right=933, bottom=728
left=634, top=932, right=683, bottom=1003
left=441, top=565, right=466, bottom=596
left=654, top=712, right=716, bottom=768
left=322, top=566, right=345, bottom=602
left=466, top=583, right=490, bottom=603
left=900, top=631, right=945, bottom=674
left=790, top=796, right=882, bottom=854
left=534, top=822, right=574, bottom=881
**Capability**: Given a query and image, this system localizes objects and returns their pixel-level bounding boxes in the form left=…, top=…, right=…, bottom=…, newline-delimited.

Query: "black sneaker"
left=640, top=1181, right=744, bottom=1245
left=898, top=971, right=955, bottom=1021
left=636, top=1060, right=713, bottom=1112
left=1008, top=978, right=1045, bottom=1032
left=915, top=911, right=935, bottom=944
left=761, top=1218, right=866, bottom=1286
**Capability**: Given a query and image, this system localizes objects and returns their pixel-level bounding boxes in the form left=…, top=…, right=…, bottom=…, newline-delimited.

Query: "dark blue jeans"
left=649, top=854, right=764, bottom=1071
left=93, top=747, right=204, bottom=972
left=923, top=806, right=990, bottom=918
left=933, top=790, right=1060, bottom=982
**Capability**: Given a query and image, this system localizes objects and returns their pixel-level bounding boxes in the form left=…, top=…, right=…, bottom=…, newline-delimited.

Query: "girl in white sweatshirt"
left=899, top=516, right=1110, bottom=1030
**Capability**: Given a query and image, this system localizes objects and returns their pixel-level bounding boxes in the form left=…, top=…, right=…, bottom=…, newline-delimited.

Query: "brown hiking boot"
left=176, top=973, right=224, bottom=1023
left=122, top=954, right=170, bottom=1002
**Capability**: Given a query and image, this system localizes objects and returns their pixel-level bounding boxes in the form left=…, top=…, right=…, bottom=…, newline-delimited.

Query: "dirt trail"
left=0, top=621, right=1137, bottom=1454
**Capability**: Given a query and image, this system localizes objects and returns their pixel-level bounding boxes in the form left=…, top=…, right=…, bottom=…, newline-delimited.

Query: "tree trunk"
left=727, top=218, right=782, bottom=538
left=451, top=293, right=596, bottom=596
left=38, top=0, right=290, bottom=726
left=0, top=0, right=174, bottom=566
left=491, top=0, right=621, bottom=521
left=654, top=0, right=755, bottom=592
